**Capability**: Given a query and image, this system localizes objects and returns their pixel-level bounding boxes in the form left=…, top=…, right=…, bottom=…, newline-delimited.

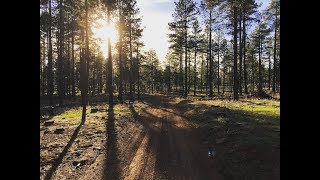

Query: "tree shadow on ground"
left=102, top=106, right=121, bottom=179
left=128, top=102, right=220, bottom=179
left=138, top=94, right=280, bottom=180
left=44, top=118, right=85, bottom=180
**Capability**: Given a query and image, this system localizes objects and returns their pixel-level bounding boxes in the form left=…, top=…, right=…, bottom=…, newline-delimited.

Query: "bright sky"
left=138, top=0, right=271, bottom=63
left=92, top=0, right=271, bottom=61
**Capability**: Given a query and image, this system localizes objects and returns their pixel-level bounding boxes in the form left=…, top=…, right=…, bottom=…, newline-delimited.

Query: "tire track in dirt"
left=82, top=95, right=223, bottom=179
left=121, top=96, right=223, bottom=180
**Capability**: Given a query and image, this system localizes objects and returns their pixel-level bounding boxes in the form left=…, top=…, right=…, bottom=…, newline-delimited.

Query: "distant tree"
left=202, top=0, right=216, bottom=97
left=190, top=18, right=203, bottom=96
left=170, top=0, right=197, bottom=97
left=240, top=0, right=259, bottom=95
left=251, top=19, right=270, bottom=94
left=264, top=0, right=280, bottom=93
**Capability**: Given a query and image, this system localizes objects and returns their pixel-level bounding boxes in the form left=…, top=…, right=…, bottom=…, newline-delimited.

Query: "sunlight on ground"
left=173, top=97, right=280, bottom=119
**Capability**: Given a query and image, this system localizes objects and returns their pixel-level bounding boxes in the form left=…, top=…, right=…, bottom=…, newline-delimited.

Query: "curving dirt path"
left=79, top=95, right=223, bottom=180
left=81, top=96, right=223, bottom=180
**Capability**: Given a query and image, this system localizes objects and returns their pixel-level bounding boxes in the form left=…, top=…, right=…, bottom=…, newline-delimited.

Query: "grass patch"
left=61, top=109, right=82, bottom=119
left=169, top=97, right=280, bottom=147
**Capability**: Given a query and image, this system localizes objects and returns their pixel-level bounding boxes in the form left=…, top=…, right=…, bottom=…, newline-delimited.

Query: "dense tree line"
left=40, top=0, right=280, bottom=116
left=167, top=0, right=280, bottom=99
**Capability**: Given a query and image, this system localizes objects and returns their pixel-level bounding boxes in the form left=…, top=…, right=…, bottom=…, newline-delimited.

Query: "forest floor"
left=40, top=94, right=280, bottom=180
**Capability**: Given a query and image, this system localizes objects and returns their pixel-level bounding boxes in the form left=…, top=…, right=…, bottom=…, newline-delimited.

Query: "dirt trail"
left=42, top=95, right=223, bottom=179
left=82, top=95, right=223, bottom=180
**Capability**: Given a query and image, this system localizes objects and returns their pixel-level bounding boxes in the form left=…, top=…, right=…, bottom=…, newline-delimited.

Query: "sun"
left=91, top=18, right=118, bottom=58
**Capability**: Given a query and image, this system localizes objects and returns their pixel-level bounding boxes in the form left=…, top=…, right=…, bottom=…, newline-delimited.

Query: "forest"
left=40, top=0, right=280, bottom=179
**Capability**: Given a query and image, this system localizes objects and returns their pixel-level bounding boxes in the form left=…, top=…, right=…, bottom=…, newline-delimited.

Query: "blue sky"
left=138, top=0, right=271, bottom=62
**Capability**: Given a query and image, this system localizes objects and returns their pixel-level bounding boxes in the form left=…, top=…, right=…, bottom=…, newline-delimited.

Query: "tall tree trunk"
left=272, top=6, right=278, bottom=93
left=98, top=57, right=103, bottom=94
left=80, top=0, right=90, bottom=122
left=239, top=16, right=243, bottom=96
left=200, top=53, right=204, bottom=94
left=67, top=35, right=71, bottom=97
left=118, top=6, right=123, bottom=103
left=258, top=33, right=263, bottom=93
left=251, top=52, right=255, bottom=93
left=58, top=0, right=64, bottom=106
left=92, top=55, right=96, bottom=96
left=268, top=52, right=271, bottom=90
left=233, top=5, right=239, bottom=100
left=209, top=10, right=213, bottom=97
left=71, top=21, right=76, bottom=99
left=206, top=48, right=209, bottom=95
left=80, top=26, right=87, bottom=123
left=129, top=18, right=133, bottom=101
left=188, top=52, right=191, bottom=94
left=137, top=44, right=140, bottom=99
left=40, top=34, right=43, bottom=96
left=194, top=47, right=197, bottom=96
left=217, top=36, right=220, bottom=94
left=222, top=66, right=226, bottom=94
left=184, top=17, right=188, bottom=97
left=47, top=0, right=54, bottom=105
left=151, top=58, right=154, bottom=94
left=41, top=32, right=46, bottom=96
left=179, top=52, right=183, bottom=95
left=107, top=8, right=113, bottom=107
left=243, top=15, right=248, bottom=94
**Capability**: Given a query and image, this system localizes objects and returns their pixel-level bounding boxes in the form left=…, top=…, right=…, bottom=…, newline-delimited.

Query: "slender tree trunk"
left=200, top=53, right=204, bottom=94
left=118, top=7, right=123, bottom=103
left=272, top=6, right=278, bottom=93
left=184, top=18, right=188, bottom=97
left=71, top=22, right=76, bottom=99
left=179, top=52, right=183, bottom=95
left=233, top=5, right=239, bottom=100
left=67, top=35, right=71, bottom=97
left=129, top=18, right=133, bottom=101
left=99, top=57, right=103, bottom=94
left=209, top=10, right=213, bottom=97
left=223, top=66, right=226, bottom=94
left=268, top=52, right=271, bottom=90
left=258, top=33, right=263, bottom=93
left=151, top=58, right=154, bottom=94
left=206, top=48, right=208, bottom=95
left=188, top=52, right=191, bottom=94
left=92, top=55, right=96, bottom=96
left=239, top=16, right=243, bottom=96
left=80, top=23, right=87, bottom=124
left=41, top=33, right=46, bottom=97
left=107, top=8, right=113, bottom=107
left=276, top=54, right=280, bottom=92
left=137, top=44, right=140, bottom=99
left=58, top=0, right=64, bottom=106
left=251, top=52, right=255, bottom=93
left=47, top=0, right=54, bottom=105
left=217, top=36, right=220, bottom=94
left=194, top=47, right=197, bottom=96
left=243, top=15, right=248, bottom=94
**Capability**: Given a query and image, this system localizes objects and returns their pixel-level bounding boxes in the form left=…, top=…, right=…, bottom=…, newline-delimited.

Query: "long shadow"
left=129, top=102, right=220, bottom=179
left=128, top=104, right=173, bottom=178
left=128, top=104, right=160, bottom=132
left=102, top=106, right=121, bottom=180
left=44, top=119, right=85, bottom=180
